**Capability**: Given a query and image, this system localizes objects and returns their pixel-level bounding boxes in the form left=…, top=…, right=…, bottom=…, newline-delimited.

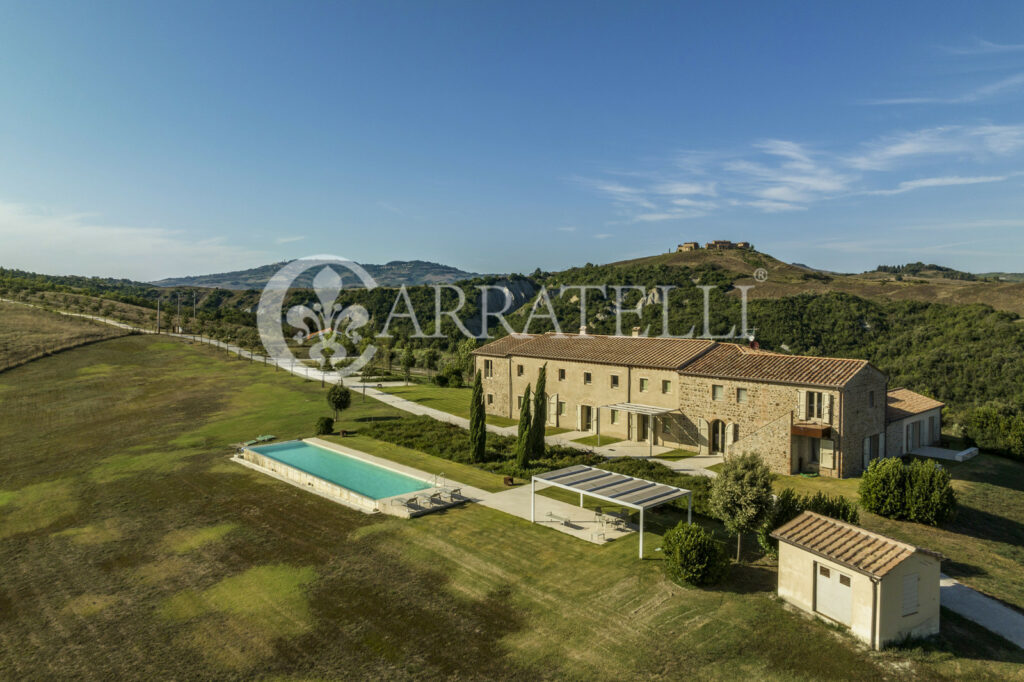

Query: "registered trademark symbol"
left=753, top=268, right=768, bottom=282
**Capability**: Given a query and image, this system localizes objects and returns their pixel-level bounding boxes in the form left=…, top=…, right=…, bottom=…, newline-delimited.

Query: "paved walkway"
left=478, top=482, right=635, bottom=545
left=940, top=574, right=1024, bottom=649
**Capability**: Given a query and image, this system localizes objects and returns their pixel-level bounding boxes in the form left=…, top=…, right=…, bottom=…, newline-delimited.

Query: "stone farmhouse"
left=676, top=240, right=752, bottom=252
left=472, top=332, right=942, bottom=479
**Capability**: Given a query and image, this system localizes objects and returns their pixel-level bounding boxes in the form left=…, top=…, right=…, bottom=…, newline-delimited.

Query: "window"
left=517, top=396, right=523, bottom=409
left=839, top=574, right=851, bottom=587
left=736, top=387, right=748, bottom=403
left=583, top=372, right=592, bottom=385
left=558, top=368, right=565, bottom=381
left=610, top=374, right=619, bottom=388
left=712, top=384, right=724, bottom=401
left=484, top=359, right=493, bottom=378
left=902, top=574, right=919, bottom=616
left=639, top=378, right=649, bottom=392
left=819, top=566, right=830, bottom=578
left=807, top=391, right=824, bottom=419
left=557, top=401, right=566, bottom=416
left=610, top=409, right=619, bottom=424
left=661, top=380, right=671, bottom=394
left=869, top=434, right=880, bottom=459
left=486, top=393, right=493, bottom=405
left=869, top=390, right=875, bottom=408
left=516, top=364, right=524, bottom=376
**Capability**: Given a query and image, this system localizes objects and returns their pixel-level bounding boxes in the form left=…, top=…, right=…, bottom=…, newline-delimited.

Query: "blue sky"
left=1, top=1, right=1023, bottom=280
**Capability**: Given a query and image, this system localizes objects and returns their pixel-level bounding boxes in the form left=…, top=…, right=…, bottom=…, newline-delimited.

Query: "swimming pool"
left=248, top=440, right=431, bottom=500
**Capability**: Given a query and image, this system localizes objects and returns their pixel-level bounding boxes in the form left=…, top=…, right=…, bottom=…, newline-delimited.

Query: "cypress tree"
left=526, top=364, right=548, bottom=461
left=515, top=384, right=532, bottom=467
left=469, top=370, right=486, bottom=463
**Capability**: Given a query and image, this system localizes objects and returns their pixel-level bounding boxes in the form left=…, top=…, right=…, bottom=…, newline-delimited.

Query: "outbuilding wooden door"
left=815, top=564, right=852, bottom=626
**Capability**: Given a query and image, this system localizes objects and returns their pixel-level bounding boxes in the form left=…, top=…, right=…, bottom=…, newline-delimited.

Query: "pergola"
left=596, top=402, right=680, bottom=456
left=531, top=464, right=692, bottom=558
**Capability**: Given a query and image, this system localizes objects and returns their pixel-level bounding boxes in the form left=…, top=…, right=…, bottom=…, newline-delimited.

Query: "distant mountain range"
left=150, top=260, right=484, bottom=289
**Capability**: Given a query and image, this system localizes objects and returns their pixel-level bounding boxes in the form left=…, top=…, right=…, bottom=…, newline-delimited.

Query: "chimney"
left=749, top=339, right=760, bottom=350
left=632, top=326, right=641, bottom=337
left=579, top=325, right=587, bottom=335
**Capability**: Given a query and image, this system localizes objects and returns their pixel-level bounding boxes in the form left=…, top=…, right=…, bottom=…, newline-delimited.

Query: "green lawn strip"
left=545, top=427, right=572, bottom=436
left=331, top=434, right=509, bottom=493
left=572, top=434, right=623, bottom=447
left=377, top=384, right=518, bottom=426
left=655, top=448, right=700, bottom=460
left=771, top=454, right=1024, bottom=611
left=706, top=462, right=725, bottom=473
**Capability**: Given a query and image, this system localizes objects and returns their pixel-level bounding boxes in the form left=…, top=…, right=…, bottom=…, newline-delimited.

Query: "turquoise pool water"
left=250, top=441, right=431, bottom=499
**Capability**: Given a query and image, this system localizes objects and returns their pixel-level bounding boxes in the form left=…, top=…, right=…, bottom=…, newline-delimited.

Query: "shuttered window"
left=902, top=574, right=919, bottom=616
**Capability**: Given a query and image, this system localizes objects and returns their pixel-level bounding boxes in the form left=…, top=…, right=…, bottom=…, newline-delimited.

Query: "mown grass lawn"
left=572, top=433, right=623, bottom=447
left=772, top=455, right=1024, bottom=613
left=0, top=334, right=1021, bottom=678
left=378, top=384, right=518, bottom=426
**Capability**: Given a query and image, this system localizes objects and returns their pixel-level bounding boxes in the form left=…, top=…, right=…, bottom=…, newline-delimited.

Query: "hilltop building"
left=472, top=332, right=942, bottom=479
left=675, top=240, right=753, bottom=252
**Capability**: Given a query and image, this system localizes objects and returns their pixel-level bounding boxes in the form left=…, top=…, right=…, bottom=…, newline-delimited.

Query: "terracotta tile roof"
left=470, top=334, right=541, bottom=358
left=471, top=332, right=716, bottom=370
left=771, top=511, right=940, bottom=578
left=678, top=343, right=870, bottom=388
left=886, top=388, right=945, bottom=423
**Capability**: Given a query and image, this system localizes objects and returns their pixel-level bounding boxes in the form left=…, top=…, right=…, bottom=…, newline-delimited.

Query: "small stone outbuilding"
left=772, top=511, right=942, bottom=649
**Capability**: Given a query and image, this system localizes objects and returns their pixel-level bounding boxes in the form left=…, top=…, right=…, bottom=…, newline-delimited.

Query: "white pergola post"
left=687, top=493, right=692, bottom=525
left=579, top=492, right=584, bottom=507
left=639, top=507, right=645, bottom=559
left=530, top=477, right=536, bottom=523
left=596, top=409, right=601, bottom=446
left=648, top=415, right=654, bottom=457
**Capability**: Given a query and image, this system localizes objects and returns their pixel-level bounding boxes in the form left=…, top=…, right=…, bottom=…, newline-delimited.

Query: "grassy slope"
left=0, top=300, right=129, bottom=368
left=0, top=335, right=1020, bottom=678
left=773, top=455, right=1024, bottom=613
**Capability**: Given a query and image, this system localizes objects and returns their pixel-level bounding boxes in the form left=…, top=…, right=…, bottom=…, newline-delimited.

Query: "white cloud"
left=276, top=235, right=305, bottom=244
left=745, top=200, right=806, bottom=213
left=556, top=226, right=576, bottom=232
left=944, top=39, right=1024, bottom=55
left=593, top=233, right=613, bottom=239
left=0, top=199, right=271, bottom=281
left=577, top=123, right=1024, bottom=219
left=866, top=175, right=1008, bottom=196
left=869, top=72, right=1024, bottom=106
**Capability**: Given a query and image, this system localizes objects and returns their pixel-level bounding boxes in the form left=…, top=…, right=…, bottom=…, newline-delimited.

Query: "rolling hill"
left=150, top=259, right=484, bottom=289
left=611, top=248, right=1024, bottom=317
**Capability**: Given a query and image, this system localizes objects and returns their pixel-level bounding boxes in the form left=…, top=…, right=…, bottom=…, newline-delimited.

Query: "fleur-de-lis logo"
left=285, top=266, right=370, bottom=367
left=257, top=255, right=378, bottom=379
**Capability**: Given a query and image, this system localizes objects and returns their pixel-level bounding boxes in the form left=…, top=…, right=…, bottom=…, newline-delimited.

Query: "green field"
left=772, top=456, right=1024, bottom=612
left=0, top=335, right=1022, bottom=678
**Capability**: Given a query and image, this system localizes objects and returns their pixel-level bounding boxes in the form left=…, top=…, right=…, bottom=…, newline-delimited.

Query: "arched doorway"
left=710, top=420, right=726, bottom=454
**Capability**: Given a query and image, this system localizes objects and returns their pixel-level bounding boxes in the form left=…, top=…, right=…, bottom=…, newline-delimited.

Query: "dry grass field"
left=0, top=332, right=1022, bottom=679
left=0, top=300, right=129, bottom=370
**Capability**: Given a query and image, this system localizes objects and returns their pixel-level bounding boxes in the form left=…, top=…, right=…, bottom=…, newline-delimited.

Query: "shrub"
left=905, top=459, right=957, bottom=525
left=859, top=457, right=907, bottom=518
left=434, top=374, right=449, bottom=387
left=314, top=416, right=334, bottom=436
left=757, top=488, right=860, bottom=557
left=448, top=371, right=463, bottom=388
left=860, top=457, right=957, bottom=525
left=662, top=522, right=729, bottom=587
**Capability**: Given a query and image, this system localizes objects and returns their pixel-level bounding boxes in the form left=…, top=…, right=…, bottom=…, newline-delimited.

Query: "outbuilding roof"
left=472, top=332, right=716, bottom=370
left=678, top=343, right=871, bottom=388
left=886, top=388, right=945, bottom=424
left=771, top=511, right=941, bottom=579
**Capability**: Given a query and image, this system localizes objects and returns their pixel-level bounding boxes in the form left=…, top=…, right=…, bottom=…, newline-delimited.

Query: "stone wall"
left=838, top=367, right=888, bottom=477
